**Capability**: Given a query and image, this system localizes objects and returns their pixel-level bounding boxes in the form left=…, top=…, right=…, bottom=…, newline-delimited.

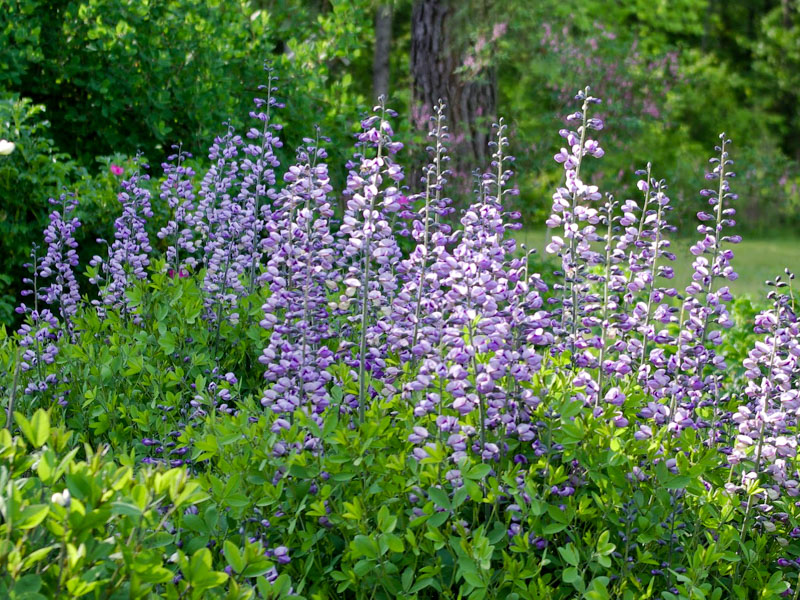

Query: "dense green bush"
left=494, top=0, right=800, bottom=231
left=0, top=411, right=241, bottom=600
left=0, top=273, right=791, bottom=599
left=0, top=270, right=794, bottom=599
left=0, top=0, right=373, bottom=164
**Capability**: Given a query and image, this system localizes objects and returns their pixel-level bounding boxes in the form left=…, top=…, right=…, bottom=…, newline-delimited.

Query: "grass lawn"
left=518, top=227, right=800, bottom=299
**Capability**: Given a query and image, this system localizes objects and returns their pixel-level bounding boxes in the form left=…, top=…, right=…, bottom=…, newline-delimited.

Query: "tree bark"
left=410, top=0, right=496, bottom=177
left=373, top=3, right=393, bottom=101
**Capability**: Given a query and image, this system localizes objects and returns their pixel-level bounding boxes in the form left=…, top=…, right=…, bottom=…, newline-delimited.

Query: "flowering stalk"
left=38, top=193, right=81, bottom=341
left=16, top=246, right=61, bottom=400
left=157, top=145, right=197, bottom=276
left=636, top=176, right=672, bottom=374
left=200, top=128, right=247, bottom=340
left=595, top=196, right=616, bottom=404
left=357, top=120, right=382, bottom=425
left=259, top=135, right=337, bottom=414
left=734, top=272, right=799, bottom=537
left=337, top=97, right=404, bottom=423
left=546, top=88, right=604, bottom=370
left=95, top=156, right=154, bottom=322
left=195, top=125, right=243, bottom=270
left=668, top=135, right=738, bottom=422
left=411, top=101, right=449, bottom=355
left=241, top=66, right=282, bottom=294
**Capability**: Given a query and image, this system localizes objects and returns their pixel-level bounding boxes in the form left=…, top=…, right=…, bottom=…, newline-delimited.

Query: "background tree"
left=409, top=0, right=498, bottom=180
left=373, top=2, right=393, bottom=100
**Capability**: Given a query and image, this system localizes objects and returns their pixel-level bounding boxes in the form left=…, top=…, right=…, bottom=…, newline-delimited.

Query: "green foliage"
left=0, top=0, right=372, bottom=165
left=0, top=271, right=795, bottom=599
left=0, top=410, right=241, bottom=599
left=493, top=0, right=800, bottom=232
left=0, top=96, right=81, bottom=323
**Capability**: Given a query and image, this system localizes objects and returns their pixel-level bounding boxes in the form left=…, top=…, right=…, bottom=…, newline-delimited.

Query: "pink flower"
left=110, top=164, right=124, bottom=176
left=492, top=22, right=507, bottom=40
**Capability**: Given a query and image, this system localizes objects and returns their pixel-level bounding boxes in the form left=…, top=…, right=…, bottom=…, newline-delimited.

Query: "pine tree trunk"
left=373, top=3, right=393, bottom=101
left=410, top=0, right=496, bottom=177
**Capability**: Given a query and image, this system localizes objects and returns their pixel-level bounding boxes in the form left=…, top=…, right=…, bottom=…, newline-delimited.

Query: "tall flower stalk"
left=668, top=135, right=738, bottom=423
left=157, top=145, right=198, bottom=275
left=38, top=193, right=82, bottom=341
left=337, top=98, right=404, bottom=422
left=93, top=156, right=153, bottom=322
left=546, top=88, right=605, bottom=370
left=389, top=100, right=452, bottom=363
left=240, top=66, right=282, bottom=294
left=259, top=136, right=338, bottom=415
left=734, top=272, right=799, bottom=538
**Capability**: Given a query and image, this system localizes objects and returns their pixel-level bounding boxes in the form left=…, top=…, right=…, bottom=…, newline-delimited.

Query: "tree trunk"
left=410, top=0, right=496, bottom=180
left=373, top=3, right=393, bottom=101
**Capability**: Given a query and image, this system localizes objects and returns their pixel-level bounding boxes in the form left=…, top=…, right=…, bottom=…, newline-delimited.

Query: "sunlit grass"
left=518, top=227, right=800, bottom=299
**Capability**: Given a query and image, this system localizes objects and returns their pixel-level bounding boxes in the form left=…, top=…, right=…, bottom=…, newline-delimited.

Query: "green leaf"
left=547, top=503, right=571, bottom=524
left=427, top=486, right=451, bottom=509
left=558, top=543, right=580, bottom=567
left=465, top=479, right=483, bottom=501
left=383, top=532, right=404, bottom=553
left=561, top=399, right=583, bottom=418
left=563, top=566, right=581, bottom=584
left=142, top=532, right=174, bottom=549
left=427, top=511, right=449, bottom=528
left=30, top=409, right=50, bottom=447
left=352, top=535, right=378, bottom=559
left=22, top=545, right=57, bottom=570
left=462, top=570, right=486, bottom=588
left=453, top=485, right=469, bottom=508
left=322, top=411, right=339, bottom=439
left=36, top=449, right=55, bottom=483
left=17, top=504, right=49, bottom=529
left=241, top=560, right=273, bottom=578
left=560, top=420, right=584, bottom=442
left=402, top=567, right=414, bottom=591
left=158, top=331, right=176, bottom=354
left=664, top=475, right=691, bottom=490
left=410, top=577, right=442, bottom=593
left=764, top=571, right=789, bottom=595
left=111, top=502, right=143, bottom=518
left=223, top=540, right=245, bottom=574
left=13, top=574, right=42, bottom=594
left=225, top=493, right=250, bottom=508
left=14, top=412, right=35, bottom=447
left=354, top=559, right=373, bottom=577
left=542, top=522, right=567, bottom=535
left=377, top=505, right=397, bottom=533
left=464, top=463, right=492, bottom=481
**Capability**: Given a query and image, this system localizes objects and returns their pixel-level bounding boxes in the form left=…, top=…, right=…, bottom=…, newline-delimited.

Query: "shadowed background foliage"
left=1, top=0, right=799, bottom=323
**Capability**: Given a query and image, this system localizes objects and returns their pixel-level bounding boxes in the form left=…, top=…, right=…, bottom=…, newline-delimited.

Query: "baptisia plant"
left=89, top=156, right=153, bottom=323
left=157, top=145, right=199, bottom=277
left=259, top=136, right=338, bottom=416
left=546, top=87, right=605, bottom=370
left=9, top=72, right=800, bottom=600
left=15, top=193, right=81, bottom=400
left=388, top=100, right=454, bottom=366
left=335, top=98, right=405, bottom=422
